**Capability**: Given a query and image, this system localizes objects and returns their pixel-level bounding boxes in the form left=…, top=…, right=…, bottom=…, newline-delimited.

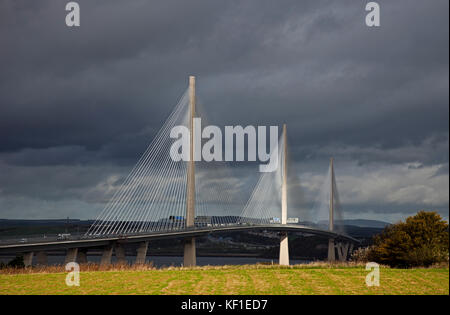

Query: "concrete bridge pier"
left=100, top=246, right=113, bottom=266
left=36, top=251, right=47, bottom=265
left=279, top=232, right=289, bottom=266
left=23, top=252, right=34, bottom=267
left=327, top=238, right=336, bottom=262
left=135, top=241, right=148, bottom=265
left=115, top=243, right=127, bottom=265
left=183, top=237, right=196, bottom=267
left=77, top=249, right=88, bottom=264
left=336, top=242, right=354, bottom=262
left=65, top=248, right=78, bottom=264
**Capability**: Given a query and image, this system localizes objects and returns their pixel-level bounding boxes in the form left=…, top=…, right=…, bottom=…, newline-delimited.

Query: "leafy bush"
left=0, top=256, right=25, bottom=269
left=7, top=256, right=24, bottom=268
left=368, top=211, right=449, bottom=268
left=350, top=246, right=374, bottom=263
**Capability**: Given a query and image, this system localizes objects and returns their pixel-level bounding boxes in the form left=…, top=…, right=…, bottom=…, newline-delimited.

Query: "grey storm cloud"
left=0, top=0, right=448, bottom=221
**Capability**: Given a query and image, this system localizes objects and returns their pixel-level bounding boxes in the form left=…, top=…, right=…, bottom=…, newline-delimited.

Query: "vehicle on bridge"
left=57, top=233, right=71, bottom=240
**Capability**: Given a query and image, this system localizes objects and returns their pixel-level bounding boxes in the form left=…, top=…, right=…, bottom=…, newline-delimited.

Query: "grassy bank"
left=0, top=264, right=448, bottom=295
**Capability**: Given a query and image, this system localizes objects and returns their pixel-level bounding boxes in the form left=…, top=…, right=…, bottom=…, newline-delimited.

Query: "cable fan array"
left=86, top=86, right=343, bottom=237
left=310, top=162, right=345, bottom=232
left=239, top=133, right=284, bottom=224
left=87, top=90, right=190, bottom=236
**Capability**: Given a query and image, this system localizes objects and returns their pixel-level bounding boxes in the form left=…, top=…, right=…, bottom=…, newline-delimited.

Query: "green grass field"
left=0, top=265, right=448, bottom=295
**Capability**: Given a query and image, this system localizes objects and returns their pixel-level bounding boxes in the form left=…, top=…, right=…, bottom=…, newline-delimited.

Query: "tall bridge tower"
left=279, top=124, right=289, bottom=265
left=327, top=157, right=336, bottom=261
left=184, top=75, right=197, bottom=267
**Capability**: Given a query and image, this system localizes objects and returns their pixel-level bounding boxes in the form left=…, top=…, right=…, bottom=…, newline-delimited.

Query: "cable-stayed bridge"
left=0, top=76, right=359, bottom=267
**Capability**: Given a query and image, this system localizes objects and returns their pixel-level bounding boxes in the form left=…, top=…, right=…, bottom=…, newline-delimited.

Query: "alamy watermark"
left=65, top=262, right=80, bottom=286
left=365, top=2, right=380, bottom=27
left=170, top=118, right=279, bottom=173
left=365, top=262, right=380, bottom=287
left=64, top=2, right=381, bottom=29
left=65, top=2, right=80, bottom=27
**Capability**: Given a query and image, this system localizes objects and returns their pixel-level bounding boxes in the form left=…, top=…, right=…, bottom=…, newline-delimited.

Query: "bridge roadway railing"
left=0, top=232, right=86, bottom=246
left=0, top=223, right=359, bottom=251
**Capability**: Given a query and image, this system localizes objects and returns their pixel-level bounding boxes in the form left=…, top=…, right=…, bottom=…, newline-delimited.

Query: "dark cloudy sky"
left=0, top=0, right=448, bottom=222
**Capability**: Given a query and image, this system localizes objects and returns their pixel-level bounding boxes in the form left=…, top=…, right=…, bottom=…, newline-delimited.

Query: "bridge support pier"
left=36, top=251, right=47, bottom=265
left=327, top=239, right=335, bottom=262
left=65, top=248, right=78, bottom=264
left=77, top=249, right=88, bottom=264
left=23, top=252, right=33, bottom=267
left=135, top=241, right=148, bottom=265
left=279, top=232, right=289, bottom=266
left=100, top=246, right=113, bottom=266
left=115, top=243, right=127, bottom=265
left=336, top=242, right=354, bottom=262
left=349, top=243, right=354, bottom=260
left=184, top=237, right=196, bottom=267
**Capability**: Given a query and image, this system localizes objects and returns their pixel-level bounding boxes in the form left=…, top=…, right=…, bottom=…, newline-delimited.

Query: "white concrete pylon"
left=328, top=157, right=336, bottom=262
left=279, top=124, right=289, bottom=266
left=184, top=75, right=197, bottom=267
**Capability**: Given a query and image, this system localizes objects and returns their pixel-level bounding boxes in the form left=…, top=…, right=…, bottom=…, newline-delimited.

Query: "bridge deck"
left=0, top=224, right=359, bottom=254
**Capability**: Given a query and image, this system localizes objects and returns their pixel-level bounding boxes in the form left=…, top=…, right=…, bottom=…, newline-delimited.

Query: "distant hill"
left=337, top=219, right=391, bottom=228
left=0, top=218, right=390, bottom=229
left=0, top=219, right=93, bottom=227
left=0, top=219, right=94, bottom=238
left=318, top=219, right=390, bottom=229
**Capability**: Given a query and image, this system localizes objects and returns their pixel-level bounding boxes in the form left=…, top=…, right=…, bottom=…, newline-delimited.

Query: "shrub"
left=368, top=211, right=449, bottom=268
left=7, top=256, right=25, bottom=268
left=350, top=246, right=373, bottom=263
